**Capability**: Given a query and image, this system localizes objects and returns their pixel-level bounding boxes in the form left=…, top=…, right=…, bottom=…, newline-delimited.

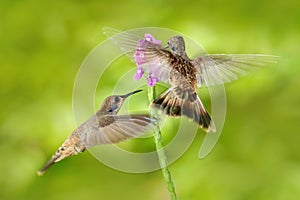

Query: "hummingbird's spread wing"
left=103, top=27, right=174, bottom=83
left=192, top=54, right=279, bottom=87
left=103, top=27, right=143, bottom=59
left=79, top=114, right=155, bottom=148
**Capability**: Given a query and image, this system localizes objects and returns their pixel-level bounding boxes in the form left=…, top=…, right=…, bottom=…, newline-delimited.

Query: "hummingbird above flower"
left=104, top=28, right=278, bottom=133
left=37, top=90, right=155, bottom=175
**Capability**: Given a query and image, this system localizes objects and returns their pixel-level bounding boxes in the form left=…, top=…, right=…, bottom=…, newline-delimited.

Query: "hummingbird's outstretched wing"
left=103, top=27, right=174, bottom=83
left=79, top=114, right=155, bottom=148
left=192, top=54, right=279, bottom=87
left=103, top=27, right=142, bottom=58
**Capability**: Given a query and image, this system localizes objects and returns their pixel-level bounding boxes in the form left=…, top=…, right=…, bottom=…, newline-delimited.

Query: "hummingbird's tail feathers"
left=37, top=153, right=60, bottom=176
left=183, top=95, right=216, bottom=133
left=151, top=89, right=216, bottom=132
left=151, top=89, right=182, bottom=117
left=37, top=134, right=84, bottom=176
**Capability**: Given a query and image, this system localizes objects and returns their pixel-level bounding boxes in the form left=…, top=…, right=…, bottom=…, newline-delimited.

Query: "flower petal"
left=134, top=68, right=144, bottom=80
left=147, top=74, right=158, bottom=87
left=133, top=33, right=161, bottom=86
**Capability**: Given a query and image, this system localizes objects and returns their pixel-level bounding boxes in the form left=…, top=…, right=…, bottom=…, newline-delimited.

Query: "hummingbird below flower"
left=37, top=90, right=155, bottom=176
left=104, top=28, right=279, bottom=133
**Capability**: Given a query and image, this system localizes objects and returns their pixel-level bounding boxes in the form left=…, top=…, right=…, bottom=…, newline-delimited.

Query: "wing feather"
left=193, top=54, right=279, bottom=87
left=82, top=114, right=155, bottom=148
left=103, top=27, right=173, bottom=83
left=104, top=28, right=279, bottom=87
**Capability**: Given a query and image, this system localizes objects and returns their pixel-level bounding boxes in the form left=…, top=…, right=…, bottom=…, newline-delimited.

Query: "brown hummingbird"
left=37, top=90, right=155, bottom=176
left=104, top=28, right=278, bottom=133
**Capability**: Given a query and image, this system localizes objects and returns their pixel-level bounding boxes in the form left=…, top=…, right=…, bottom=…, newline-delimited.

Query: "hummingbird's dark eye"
left=170, top=46, right=176, bottom=52
left=107, top=104, right=118, bottom=113
left=114, top=96, right=120, bottom=103
left=167, top=42, right=176, bottom=52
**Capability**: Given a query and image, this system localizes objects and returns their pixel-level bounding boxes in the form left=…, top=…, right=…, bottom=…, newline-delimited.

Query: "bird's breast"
left=169, top=55, right=197, bottom=89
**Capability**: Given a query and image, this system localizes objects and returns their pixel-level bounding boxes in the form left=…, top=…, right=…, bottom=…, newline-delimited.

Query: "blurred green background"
left=1, top=0, right=300, bottom=199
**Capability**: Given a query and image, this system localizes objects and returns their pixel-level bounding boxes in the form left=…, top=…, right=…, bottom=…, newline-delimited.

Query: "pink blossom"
left=147, top=73, right=158, bottom=87
left=133, top=34, right=161, bottom=87
left=144, top=34, right=162, bottom=45
left=134, top=67, right=144, bottom=80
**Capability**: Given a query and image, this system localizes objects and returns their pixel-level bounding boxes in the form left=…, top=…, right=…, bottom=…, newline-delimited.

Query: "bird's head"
left=167, top=36, right=186, bottom=56
left=99, top=90, right=143, bottom=115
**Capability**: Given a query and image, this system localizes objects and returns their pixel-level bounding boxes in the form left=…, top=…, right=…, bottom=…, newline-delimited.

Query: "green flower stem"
left=148, top=86, right=178, bottom=200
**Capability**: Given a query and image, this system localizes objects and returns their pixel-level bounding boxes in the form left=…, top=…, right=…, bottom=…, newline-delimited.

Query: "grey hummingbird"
left=104, top=28, right=278, bottom=133
left=37, top=90, right=155, bottom=176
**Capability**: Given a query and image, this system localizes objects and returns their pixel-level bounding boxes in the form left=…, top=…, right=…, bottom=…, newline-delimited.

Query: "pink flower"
left=144, top=34, right=161, bottom=45
left=134, top=67, right=144, bottom=80
left=147, top=73, right=158, bottom=87
left=133, top=34, right=161, bottom=87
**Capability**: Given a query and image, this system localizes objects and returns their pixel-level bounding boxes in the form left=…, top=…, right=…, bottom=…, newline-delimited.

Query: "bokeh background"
left=1, top=0, right=300, bottom=199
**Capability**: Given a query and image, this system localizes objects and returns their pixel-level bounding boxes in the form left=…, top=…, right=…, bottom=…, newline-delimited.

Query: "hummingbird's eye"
left=114, top=96, right=120, bottom=103
left=107, top=108, right=113, bottom=113
left=170, top=46, right=176, bottom=52
left=107, top=104, right=118, bottom=113
left=167, top=41, right=171, bottom=47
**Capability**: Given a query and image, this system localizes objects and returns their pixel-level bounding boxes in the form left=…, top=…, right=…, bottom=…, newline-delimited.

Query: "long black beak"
left=121, top=89, right=143, bottom=98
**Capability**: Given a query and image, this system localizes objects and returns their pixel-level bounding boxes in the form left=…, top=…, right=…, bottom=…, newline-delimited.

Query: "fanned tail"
left=151, top=89, right=216, bottom=132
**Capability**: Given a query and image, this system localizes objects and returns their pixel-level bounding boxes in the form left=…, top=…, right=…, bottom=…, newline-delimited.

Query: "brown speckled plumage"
left=151, top=36, right=215, bottom=132
left=104, top=28, right=278, bottom=132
